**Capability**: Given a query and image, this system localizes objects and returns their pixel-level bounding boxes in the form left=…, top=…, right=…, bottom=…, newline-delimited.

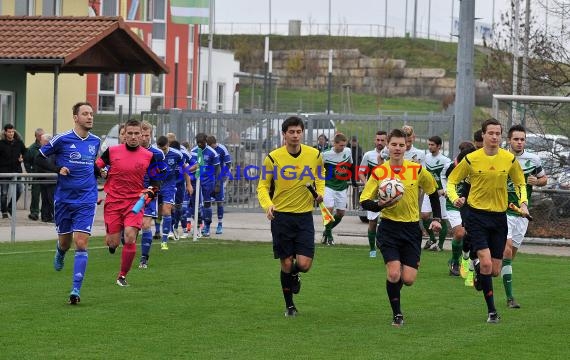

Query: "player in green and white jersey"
left=358, top=131, right=388, bottom=257
left=402, top=125, right=426, bottom=165
left=421, top=136, right=452, bottom=253
left=321, top=133, right=353, bottom=245
left=503, top=125, right=547, bottom=308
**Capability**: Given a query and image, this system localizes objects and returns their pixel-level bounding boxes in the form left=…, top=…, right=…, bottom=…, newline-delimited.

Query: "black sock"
left=280, top=271, right=294, bottom=308
left=480, top=274, right=496, bottom=313
left=386, top=280, right=402, bottom=316
left=291, top=261, right=299, bottom=275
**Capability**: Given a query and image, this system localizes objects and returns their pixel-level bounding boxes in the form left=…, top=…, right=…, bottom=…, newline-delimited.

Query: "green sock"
left=438, top=221, right=448, bottom=248
left=330, top=215, right=343, bottom=230
left=368, top=231, right=376, bottom=251
left=502, top=258, right=513, bottom=299
left=422, top=219, right=436, bottom=241
left=451, top=239, right=462, bottom=264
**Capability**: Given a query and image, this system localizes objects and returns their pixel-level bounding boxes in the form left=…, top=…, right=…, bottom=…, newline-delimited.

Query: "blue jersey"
left=145, top=145, right=166, bottom=187
left=213, top=144, right=232, bottom=168
left=162, top=147, right=184, bottom=187
left=39, top=129, right=100, bottom=204
left=176, top=147, right=192, bottom=185
left=190, top=145, right=220, bottom=184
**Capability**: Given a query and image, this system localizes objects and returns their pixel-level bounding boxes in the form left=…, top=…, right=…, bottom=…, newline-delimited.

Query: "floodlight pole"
left=327, top=50, right=333, bottom=114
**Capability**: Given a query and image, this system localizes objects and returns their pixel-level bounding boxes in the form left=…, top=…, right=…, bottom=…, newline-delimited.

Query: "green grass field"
left=1, top=239, right=568, bottom=359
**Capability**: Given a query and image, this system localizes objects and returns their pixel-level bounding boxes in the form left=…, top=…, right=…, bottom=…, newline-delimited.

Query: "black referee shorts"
left=376, top=218, right=423, bottom=269
left=271, top=211, right=315, bottom=259
left=463, top=206, right=507, bottom=260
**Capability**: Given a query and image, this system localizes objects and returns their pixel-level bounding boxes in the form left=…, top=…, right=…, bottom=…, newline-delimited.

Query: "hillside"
left=207, top=34, right=489, bottom=77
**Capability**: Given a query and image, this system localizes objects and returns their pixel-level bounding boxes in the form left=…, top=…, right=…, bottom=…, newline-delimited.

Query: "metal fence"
left=140, top=110, right=454, bottom=214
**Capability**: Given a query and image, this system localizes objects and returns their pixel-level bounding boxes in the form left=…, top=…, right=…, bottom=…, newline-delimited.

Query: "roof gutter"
left=0, top=59, right=65, bottom=65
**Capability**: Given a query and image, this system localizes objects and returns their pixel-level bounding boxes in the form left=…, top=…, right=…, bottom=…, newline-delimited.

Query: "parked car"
left=99, top=124, right=121, bottom=155
left=240, top=115, right=336, bottom=150
left=524, top=133, right=570, bottom=175
left=549, top=167, right=570, bottom=217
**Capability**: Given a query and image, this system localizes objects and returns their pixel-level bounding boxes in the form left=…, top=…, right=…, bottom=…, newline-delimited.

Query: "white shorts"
left=367, top=211, right=380, bottom=221
left=421, top=194, right=448, bottom=219
left=324, top=187, right=348, bottom=211
left=507, top=214, right=529, bottom=248
left=446, top=208, right=462, bottom=228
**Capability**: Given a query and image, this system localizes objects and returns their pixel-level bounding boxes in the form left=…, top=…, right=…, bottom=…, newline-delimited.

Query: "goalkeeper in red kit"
left=96, top=119, right=164, bottom=287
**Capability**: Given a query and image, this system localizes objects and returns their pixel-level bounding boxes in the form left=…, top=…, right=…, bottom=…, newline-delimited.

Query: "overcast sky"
left=213, top=0, right=516, bottom=40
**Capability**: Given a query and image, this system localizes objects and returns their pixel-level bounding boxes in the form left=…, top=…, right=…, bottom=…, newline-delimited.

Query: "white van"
left=240, top=115, right=336, bottom=150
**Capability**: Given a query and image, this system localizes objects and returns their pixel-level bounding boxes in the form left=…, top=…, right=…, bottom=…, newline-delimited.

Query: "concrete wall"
left=257, top=48, right=491, bottom=104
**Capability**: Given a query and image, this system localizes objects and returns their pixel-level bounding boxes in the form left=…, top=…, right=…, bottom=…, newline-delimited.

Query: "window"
left=153, top=0, right=165, bottom=20
left=15, top=0, right=34, bottom=15
left=101, top=0, right=118, bottom=16
left=99, top=74, right=116, bottom=112
left=42, top=0, right=61, bottom=16
left=151, top=74, right=163, bottom=94
left=152, top=22, right=165, bottom=40
left=187, top=59, right=194, bottom=104
left=0, top=91, right=15, bottom=128
left=201, top=81, right=208, bottom=110
left=216, top=83, right=225, bottom=113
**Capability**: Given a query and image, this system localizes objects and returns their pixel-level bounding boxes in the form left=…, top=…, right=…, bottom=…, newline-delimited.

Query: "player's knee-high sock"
left=217, top=204, right=224, bottom=223
left=368, top=230, right=376, bottom=251
left=480, top=274, right=496, bottom=313
left=171, top=207, right=179, bottom=231
left=141, top=229, right=153, bottom=259
left=451, top=239, right=462, bottom=264
left=437, top=221, right=448, bottom=248
left=386, top=280, right=402, bottom=316
left=72, top=250, right=88, bottom=291
left=422, top=219, right=436, bottom=242
left=203, top=204, right=212, bottom=226
left=161, top=215, right=172, bottom=243
left=501, top=258, right=513, bottom=299
left=154, top=219, right=161, bottom=235
left=329, top=214, right=343, bottom=229
left=119, top=243, right=136, bottom=278
left=280, top=271, right=294, bottom=308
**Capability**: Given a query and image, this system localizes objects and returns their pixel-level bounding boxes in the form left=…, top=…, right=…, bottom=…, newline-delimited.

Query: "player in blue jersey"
left=206, top=135, right=232, bottom=234
left=168, top=140, right=195, bottom=239
left=35, top=102, right=100, bottom=305
left=156, top=136, right=192, bottom=249
left=138, top=121, right=166, bottom=269
left=190, top=133, right=220, bottom=237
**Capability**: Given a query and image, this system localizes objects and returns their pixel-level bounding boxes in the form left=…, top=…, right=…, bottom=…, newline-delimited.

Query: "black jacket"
left=0, top=131, right=27, bottom=173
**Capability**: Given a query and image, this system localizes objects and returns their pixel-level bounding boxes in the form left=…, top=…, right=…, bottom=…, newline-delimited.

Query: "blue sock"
left=141, top=229, right=153, bottom=258
left=217, top=205, right=224, bottom=222
left=172, top=208, right=179, bottom=231
left=72, top=250, right=88, bottom=291
left=203, top=207, right=212, bottom=226
left=154, top=220, right=161, bottom=235
left=162, top=215, right=172, bottom=243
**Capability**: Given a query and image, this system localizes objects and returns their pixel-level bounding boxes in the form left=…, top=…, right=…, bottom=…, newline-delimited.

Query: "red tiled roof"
left=0, top=16, right=168, bottom=74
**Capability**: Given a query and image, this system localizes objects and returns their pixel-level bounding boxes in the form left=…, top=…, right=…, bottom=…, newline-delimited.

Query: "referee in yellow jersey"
left=360, top=128, right=442, bottom=327
left=257, top=116, right=325, bottom=317
left=447, top=118, right=528, bottom=324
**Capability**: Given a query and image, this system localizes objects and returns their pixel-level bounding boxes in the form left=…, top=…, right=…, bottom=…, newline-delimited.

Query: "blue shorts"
left=270, top=211, right=315, bottom=259
left=175, top=182, right=185, bottom=204
left=54, top=202, right=97, bottom=235
left=201, top=182, right=215, bottom=203
left=212, top=181, right=225, bottom=202
left=144, top=197, right=158, bottom=218
left=159, top=183, right=177, bottom=205
left=463, top=206, right=507, bottom=260
left=376, top=218, right=422, bottom=269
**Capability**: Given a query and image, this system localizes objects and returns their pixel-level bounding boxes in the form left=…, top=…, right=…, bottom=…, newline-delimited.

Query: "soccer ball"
left=378, top=178, right=405, bottom=203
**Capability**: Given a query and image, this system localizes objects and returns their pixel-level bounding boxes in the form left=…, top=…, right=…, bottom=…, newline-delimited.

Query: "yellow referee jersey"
left=446, top=148, right=527, bottom=212
left=257, top=144, right=325, bottom=213
left=359, top=160, right=438, bottom=222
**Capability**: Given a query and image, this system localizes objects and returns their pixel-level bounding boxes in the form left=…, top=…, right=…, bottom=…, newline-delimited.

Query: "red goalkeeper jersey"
left=97, top=144, right=154, bottom=203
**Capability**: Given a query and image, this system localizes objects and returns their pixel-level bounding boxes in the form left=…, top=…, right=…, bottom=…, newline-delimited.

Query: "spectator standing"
left=0, top=123, right=27, bottom=218
left=37, top=133, right=56, bottom=222
left=24, top=128, right=45, bottom=220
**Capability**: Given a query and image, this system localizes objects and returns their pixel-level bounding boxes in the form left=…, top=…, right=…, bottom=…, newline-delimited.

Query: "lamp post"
left=268, top=50, right=273, bottom=112
left=327, top=49, right=333, bottom=115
